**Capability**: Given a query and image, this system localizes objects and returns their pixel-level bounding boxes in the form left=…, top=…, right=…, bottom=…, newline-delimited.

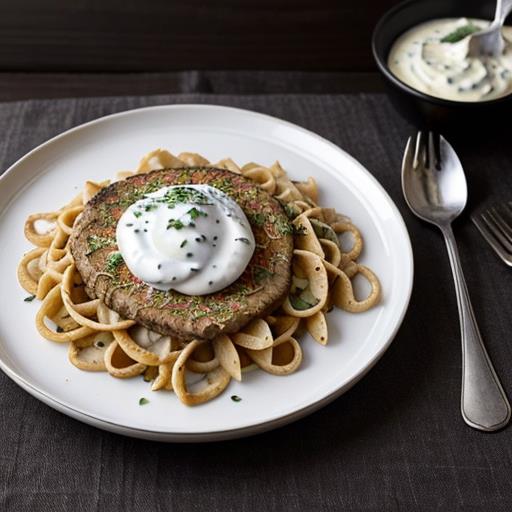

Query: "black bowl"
left=372, top=0, right=512, bottom=132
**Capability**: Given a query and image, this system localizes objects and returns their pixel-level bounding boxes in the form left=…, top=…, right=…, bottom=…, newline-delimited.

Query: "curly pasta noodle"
left=17, top=149, right=381, bottom=406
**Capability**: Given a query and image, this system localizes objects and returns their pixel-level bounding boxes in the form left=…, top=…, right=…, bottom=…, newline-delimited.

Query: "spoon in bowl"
left=468, top=0, right=512, bottom=57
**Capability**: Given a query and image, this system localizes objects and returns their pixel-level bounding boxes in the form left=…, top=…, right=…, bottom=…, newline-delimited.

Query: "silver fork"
left=402, top=132, right=510, bottom=432
left=472, top=204, right=512, bottom=266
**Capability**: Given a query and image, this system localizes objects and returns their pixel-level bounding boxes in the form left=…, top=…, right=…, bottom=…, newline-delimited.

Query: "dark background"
left=0, top=0, right=401, bottom=100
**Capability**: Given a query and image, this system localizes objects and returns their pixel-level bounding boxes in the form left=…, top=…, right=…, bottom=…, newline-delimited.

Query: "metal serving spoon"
left=469, top=0, right=512, bottom=57
left=402, top=132, right=510, bottom=432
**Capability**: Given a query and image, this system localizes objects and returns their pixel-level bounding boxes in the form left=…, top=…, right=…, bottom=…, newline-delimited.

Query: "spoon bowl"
left=402, top=132, right=467, bottom=226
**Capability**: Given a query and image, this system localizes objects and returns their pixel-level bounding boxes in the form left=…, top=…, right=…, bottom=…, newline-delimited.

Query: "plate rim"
left=0, top=103, right=414, bottom=441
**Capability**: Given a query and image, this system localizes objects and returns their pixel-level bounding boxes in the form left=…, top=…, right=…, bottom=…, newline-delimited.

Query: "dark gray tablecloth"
left=1, top=93, right=511, bottom=511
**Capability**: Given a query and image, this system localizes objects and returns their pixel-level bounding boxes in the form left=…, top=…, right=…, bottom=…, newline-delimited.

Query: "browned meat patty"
left=70, top=167, right=293, bottom=340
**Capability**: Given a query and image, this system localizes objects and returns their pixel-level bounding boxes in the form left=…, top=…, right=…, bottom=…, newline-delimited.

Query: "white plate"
left=0, top=104, right=413, bottom=442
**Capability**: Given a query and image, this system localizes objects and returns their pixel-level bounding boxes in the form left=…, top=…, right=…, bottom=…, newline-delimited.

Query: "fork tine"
left=402, top=136, right=414, bottom=173
left=413, top=131, right=424, bottom=169
left=489, top=207, right=512, bottom=242
left=481, top=211, right=512, bottom=252
left=427, top=132, right=435, bottom=169
left=472, top=213, right=512, bottom=266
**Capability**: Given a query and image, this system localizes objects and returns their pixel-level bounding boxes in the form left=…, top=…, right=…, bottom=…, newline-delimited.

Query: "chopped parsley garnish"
left=167, top=219, right=185, bottom=230
left=106, top=252, right=124, bottom=273
left=253, top=266, right=274, bottom=284
left=139, top=397, right=150, bottom=406
left=144, top=203, right=158, bottom=212
left=188, top=207, right=208, bottom=220
left=235, top=237, right=251, bottom=245
left=24, top=295, right=36, bottom=302
left=283, top=203, right=300, bottom=219
left=441, top=24, right=479, bottom=44
left=162, top=187, right=212, bottom=208
left=249, top=212, right=266, bottom=226
left=231, top=395, right=242, bottom=402
left=180, top=239, right=187, bottom=248
left=133, top=211, right=142, bottom=218
left=86, top=235, right=113, bottom=255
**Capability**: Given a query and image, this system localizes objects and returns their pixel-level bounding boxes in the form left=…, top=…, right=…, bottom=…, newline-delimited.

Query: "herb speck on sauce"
left=167, top=219, right=185, bottom=230
left=186, top=252, right=193, bottom=258
left=24, top=295, right=36, bottom=302
left=180, top=240, right=187, bottom=248
left=139, top=397, right=150, bottom=406
left=231, top=395, right=242, bottom=402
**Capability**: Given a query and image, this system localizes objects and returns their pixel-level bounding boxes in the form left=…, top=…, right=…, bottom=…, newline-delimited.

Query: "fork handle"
left=441, top=224, right=510, bottom=431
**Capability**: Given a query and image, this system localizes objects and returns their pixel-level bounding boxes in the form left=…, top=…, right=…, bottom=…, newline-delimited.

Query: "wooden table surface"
left=0, top=0, right=399, bottom=101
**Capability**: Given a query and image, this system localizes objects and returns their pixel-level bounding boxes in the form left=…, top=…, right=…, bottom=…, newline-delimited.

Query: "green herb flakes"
left=167, top=219, right=185, bottom=230
left=24, top=295, right=36, bottom=302
left=231, top=395, right=242, bottom=402
left=139, top=397, right=150, bottom=406
left=441, top=24, right=480, bottom=44
left=253, top=266, right=274, bottom=284
left=106, top=252, right=124, bottom=273
left=188, top=207, right=208, bottom=220
left=86, top=235, right=113, bottom=255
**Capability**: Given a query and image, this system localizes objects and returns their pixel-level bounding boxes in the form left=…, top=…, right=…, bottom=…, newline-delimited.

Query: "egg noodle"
left=17, top=150, right=381, bottom=406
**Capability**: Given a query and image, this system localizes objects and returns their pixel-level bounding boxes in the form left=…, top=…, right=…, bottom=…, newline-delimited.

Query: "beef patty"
left=70, top=167, right=293, bottom=340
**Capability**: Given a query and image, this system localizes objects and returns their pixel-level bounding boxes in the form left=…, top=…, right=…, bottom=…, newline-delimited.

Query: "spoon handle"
left=441, top=224, right=510, bottom=431
left=493, top=0, right=512, bottom=26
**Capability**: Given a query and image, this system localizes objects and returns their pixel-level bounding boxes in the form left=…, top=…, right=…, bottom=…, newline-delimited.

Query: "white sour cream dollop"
left=388, top=18, right=512, bottom=102
left=116, top=185, right=255, bottom=295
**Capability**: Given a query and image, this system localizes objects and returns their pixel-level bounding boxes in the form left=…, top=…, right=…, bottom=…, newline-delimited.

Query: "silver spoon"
left=469, top=0, right=512, bottom=57
left=402, top=132, right=510, bottom=432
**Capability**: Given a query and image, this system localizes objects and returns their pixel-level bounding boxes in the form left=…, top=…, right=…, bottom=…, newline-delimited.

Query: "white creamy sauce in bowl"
left=116, top=184, right=255, bottom=295
left=388, top=18, right=512, bottom=101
